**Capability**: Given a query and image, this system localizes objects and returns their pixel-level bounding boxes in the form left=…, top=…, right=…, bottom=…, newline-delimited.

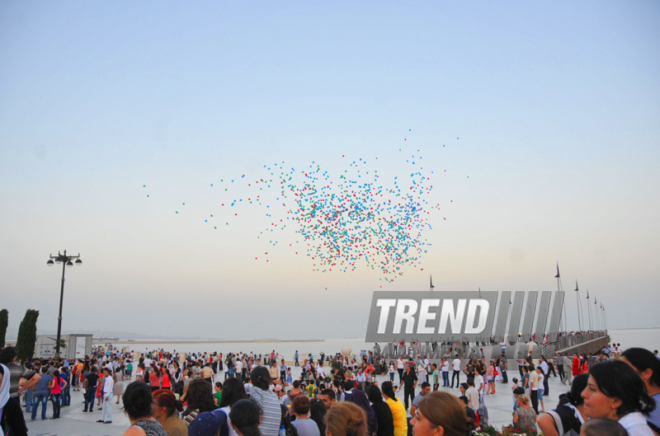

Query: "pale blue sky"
left=1, top=1, right=658, bottom=339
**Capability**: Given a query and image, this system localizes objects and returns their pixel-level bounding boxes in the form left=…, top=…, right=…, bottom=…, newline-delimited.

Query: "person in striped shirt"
left=248, top=367, right=281, bottom=436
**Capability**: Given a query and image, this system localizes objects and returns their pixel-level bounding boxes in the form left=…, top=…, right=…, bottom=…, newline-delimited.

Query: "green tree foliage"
left=16, top=309, right=39, bottom=361
left=0, top=309, right=7, bottom=348
left=53, top=338, right=66, bottom=350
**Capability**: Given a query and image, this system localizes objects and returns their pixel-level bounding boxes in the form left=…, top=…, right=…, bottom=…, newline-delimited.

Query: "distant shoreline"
left=92, top=339, right=325, bottom=345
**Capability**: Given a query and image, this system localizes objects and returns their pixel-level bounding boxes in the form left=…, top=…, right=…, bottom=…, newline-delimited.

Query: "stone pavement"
left=25, top=390, right=130, bottom=436
left=22, top=366, right=567, bottom=435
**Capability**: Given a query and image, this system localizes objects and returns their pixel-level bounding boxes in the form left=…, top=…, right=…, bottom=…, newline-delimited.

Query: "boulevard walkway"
left=24, top=365, right=566, bottom=435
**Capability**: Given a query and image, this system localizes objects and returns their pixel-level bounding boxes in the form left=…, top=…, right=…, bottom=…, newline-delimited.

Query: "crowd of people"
left=0, top=342, right=659, bottom=436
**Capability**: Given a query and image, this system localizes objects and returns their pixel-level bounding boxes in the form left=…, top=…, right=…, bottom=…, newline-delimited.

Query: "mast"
left=555, top=263, right=565, bottom=333
left=430, top=274, right=435, bottom=350
left=586, top=290, right=592, bottom=331
left=575, top=281, right=582, bottom=332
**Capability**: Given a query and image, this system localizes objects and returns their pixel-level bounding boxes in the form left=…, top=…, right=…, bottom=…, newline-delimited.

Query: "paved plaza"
left=24, top=365, right=567, bottom=436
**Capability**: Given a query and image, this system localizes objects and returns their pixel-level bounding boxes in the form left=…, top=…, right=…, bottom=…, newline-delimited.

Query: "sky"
left=1, top=1, right=658, bottom=340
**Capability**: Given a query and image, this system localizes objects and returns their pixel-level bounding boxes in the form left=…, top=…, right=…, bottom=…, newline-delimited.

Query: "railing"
left=555, top=330, right=609, bottom=351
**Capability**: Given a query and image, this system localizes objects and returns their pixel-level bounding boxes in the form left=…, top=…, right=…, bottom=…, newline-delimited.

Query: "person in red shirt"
left=161, top=366, right=172, bottom=391
left=572, top=354, right=581, bottom=376
left=581, top=354, right=589, bottom=373
left=149, top=365, right=162, bottom=392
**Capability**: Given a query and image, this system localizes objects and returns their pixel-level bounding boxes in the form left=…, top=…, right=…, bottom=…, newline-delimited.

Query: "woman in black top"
left=121, top=382, right=167, bottom=436
left=537, top=374, right=588, bottom=436
left=367, top=384, right=394, bottom=436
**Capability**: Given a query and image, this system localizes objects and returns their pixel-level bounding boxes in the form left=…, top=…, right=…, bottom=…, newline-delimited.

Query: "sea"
left=106, top=328, right=660, bottom=358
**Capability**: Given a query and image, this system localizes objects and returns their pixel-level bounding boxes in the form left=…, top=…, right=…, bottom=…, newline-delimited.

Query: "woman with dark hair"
left=350, top=388, right=378, bottom=436
left=622, top=347, right=660, bottom=434
left=229, top=399, right=262, bottom=436
left=310, top=398, right=328, bottom=436
left=160, top=365, right=172, bottom=391
left=381, top=381, right=407, bottom=436
left=48, top=370, right=67, bottom=419
left=582, top=360, right=655, bottom=436
left=366, top=384, right=394, bottom=436
left=152, top=389, right=186, bottom=436
left=537, top=373, right=589, bottom=436
left=114, top=366, right=125, bottom=404
left=149, top=364, right=162, bottom=392
left=409, top=391, right=472, bottom=436
left=181, top=369, right=193, bottom=401
left=121, top=381, right=167, bottom=436
left=219, top=377, right=248, bottom=436
left=249, top=367, right=280, bottom=436
left=172, top=362, right=183, bottom=395
left=182, top=379, right=218, bottom=426
left=136, top=363, right=146, bottom=383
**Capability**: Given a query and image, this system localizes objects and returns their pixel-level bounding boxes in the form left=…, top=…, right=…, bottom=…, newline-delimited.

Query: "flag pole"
left=575, top=280, right=582, bottom=332
left=594, top=297, right=599, bottom=331
left=586, top=290, right=592, bottom=332
left=430, top=274, right=435, bottom=350
left=555, top=262, right=566, bottom=333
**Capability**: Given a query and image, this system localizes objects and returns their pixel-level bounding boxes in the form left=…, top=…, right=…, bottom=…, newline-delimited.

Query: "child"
left=213, top=382, right=223, bottom=405
left=306, top=381, right=317, bottom=398
left=286, top=368, right=292, bottom=386
left=511, top=378, right=520, bottom=409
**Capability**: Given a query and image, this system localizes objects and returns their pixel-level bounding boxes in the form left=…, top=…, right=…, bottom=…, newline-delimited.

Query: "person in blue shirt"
left=31, top=366, right=52, bottom=420
left=60, top=367, right=71, bottom=406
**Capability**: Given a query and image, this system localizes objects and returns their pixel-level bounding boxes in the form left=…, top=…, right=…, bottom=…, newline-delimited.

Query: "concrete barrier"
left=557, top=335, right=610, bottom=356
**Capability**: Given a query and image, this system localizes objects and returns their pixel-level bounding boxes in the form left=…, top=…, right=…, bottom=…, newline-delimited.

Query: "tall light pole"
left=47, top=250, right=82, bottom=359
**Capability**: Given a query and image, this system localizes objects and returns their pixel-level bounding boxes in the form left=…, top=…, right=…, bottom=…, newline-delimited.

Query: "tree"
left=0, top=309, right=7, bottom=348
left=16, top=309, right=39, bottom=361
left=53, top=338, right=66, bottom=351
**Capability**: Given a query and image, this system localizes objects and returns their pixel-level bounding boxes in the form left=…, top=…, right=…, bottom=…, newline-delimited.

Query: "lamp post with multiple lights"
left=47, top=250, right=82, bottom=359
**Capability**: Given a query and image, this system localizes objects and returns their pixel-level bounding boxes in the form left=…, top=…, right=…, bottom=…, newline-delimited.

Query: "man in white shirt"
left=474, top=371, right=485, bottom=402
left=101, top=368, right=114, bottom=423
left=528, top=365, right=539, bottom=414
left=540, top=356, right=550, bottom=395
left=316, top=365, right=325, bottom=381
left=451, top=357, right=462, bottom=388
left=234, top=359, right=243, bottom=381
left=441, top=359, right=450, bottom=387
left=465, top=377, right=480, bottom=412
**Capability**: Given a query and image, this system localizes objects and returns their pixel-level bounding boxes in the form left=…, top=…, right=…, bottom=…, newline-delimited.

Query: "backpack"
left=280, top=404, right=298, bottom=436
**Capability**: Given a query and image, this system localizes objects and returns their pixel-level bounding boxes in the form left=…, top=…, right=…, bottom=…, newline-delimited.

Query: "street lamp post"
left=47, top=250, right=82, bottom=359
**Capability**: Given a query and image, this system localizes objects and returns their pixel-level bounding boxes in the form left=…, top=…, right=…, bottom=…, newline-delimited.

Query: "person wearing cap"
left=188, top=409, right=228, bottom=436
left=274, top=384, right=287, bottom=405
